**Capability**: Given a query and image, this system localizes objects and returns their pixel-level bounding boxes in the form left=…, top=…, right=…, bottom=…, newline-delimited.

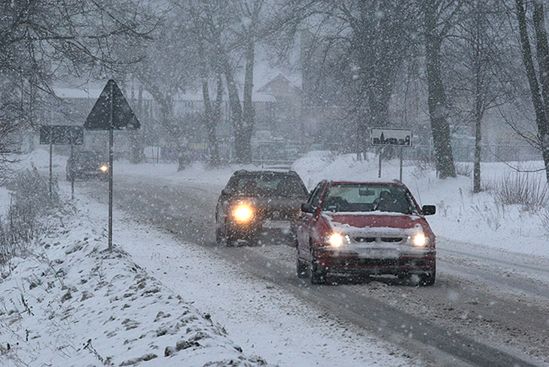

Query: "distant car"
left=296, top=180, right=436, bottom=285
left=215, top=170, right=309, bottom=245
left=66, top=151, right=109, bottom=181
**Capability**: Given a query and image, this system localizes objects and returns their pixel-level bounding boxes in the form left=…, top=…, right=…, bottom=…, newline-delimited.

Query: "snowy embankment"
left=0, top=202, right=267, bottom=366
left=292, top=151, right=549, bottom=258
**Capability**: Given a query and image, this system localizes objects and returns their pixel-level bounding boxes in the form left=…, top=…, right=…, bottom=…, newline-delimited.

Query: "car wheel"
left=419, top=264, right=436, bottom=286
left=224, top=232, right=236, bottom=247
left=296, top=250, right=309, bottom=278
left=215, top=227, right=224, bottom=245
left=310, top=258, right=326, bottom=285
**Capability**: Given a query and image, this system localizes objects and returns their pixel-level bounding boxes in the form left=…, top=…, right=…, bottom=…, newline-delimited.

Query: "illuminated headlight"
left=411, top=232, right=428, bottom=247
left=232, top=203, right=254, bottom=224
left=99, top=164, right=109, bottom=173
left=326, top=233, right=348, bottom=248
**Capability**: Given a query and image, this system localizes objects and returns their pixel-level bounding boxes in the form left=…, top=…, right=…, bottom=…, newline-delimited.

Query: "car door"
left=297, top=182, right=324, bottom=259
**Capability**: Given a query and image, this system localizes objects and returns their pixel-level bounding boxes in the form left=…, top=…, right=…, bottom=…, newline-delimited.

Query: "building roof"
left=256, top=73, right=302, bottom=97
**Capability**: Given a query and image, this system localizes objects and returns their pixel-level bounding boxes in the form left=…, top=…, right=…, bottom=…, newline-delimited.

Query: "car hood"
left=324, top=212, right=426, bottom=231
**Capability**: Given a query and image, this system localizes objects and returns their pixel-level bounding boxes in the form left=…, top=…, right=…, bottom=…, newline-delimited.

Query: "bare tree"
left=450, top=0, right=509, bottom=191
left=423, top=0, right=464, bottom=179
left=515, top=0, right=549, bottom=183
left=289, top=0, right=418, bottom=157
left=0, top=0, right=157, bottom=171
left=188, top=0, right=266, bottom=164
left=133, top=5, right=198, bottom=170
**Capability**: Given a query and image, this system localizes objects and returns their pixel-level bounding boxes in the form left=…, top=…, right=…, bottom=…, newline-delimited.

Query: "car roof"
left=232, top=169, right=299, bottom=176
left=72, top=151, right=103, bottom=158
left=329, top=180, right=406, bottom=187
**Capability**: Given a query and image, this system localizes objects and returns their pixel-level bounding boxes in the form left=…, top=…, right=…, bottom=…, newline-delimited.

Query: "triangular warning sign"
left=84, top=79, right=140, bottom=130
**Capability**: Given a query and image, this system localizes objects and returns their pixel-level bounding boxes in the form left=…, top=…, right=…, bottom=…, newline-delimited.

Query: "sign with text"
left=39, top=125, right=84, bottom=145
left=371, top=128, right=412, bottom=147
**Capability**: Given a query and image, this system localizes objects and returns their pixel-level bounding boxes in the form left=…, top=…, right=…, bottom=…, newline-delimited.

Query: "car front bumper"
left=314, top=248, right=436, bottom=276
left=226, top=218, right=297, bottom=239
left=72, top=170, right=108, bottom=178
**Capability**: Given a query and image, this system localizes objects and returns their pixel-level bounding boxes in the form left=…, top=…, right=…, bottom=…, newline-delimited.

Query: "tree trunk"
left=473, top=109, right=482, bottom=193
left=473, top=3, right=483, bottom=193
left=129, top=85, right=145, bottom=163
left=223, top=58, right=248, bottom=163
left=532, top=1, right=549, bottom=183
left=424, top=0, right=456, bottom=179
left=201, top=77, right=221, bottom=166
left=241, top=34, right=256, bottom=164
left=516, top=0, right=549, bottom=183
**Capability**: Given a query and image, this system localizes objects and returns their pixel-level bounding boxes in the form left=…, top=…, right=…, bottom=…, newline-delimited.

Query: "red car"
left=296, top=180, right=436, bottom=285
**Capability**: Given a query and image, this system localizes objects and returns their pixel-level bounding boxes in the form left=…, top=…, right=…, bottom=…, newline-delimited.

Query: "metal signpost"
left=39, top=125, right=84, bottom=199
left=84, top=79, right=140, bottom=251
left=370, top=128, right=413, bottom=181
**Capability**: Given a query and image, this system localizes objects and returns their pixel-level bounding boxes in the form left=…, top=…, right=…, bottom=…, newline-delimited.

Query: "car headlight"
left=326, top=232, right=348, bottom=248
left=411, top=232, right=428, bottom=247
left=99, top=164, right=109, bottom=173
left=232, top=203, right=254, bottom=224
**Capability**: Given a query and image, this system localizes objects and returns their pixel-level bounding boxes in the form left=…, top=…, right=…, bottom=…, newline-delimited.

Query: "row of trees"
left=282, top=0, right=549, bottom=186
left=4, top=0, right=549, bottom=188
left=0, top=0, right=158, bottom=174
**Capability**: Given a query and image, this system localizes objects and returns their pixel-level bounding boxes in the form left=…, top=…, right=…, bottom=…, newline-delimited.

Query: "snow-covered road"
left=78, top=173, right=549, bottom=367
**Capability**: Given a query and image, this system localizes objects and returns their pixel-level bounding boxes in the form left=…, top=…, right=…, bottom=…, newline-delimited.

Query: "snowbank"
left=0, top=205, right=267, bottom=366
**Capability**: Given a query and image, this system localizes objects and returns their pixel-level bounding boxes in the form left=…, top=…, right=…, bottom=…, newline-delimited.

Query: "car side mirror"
left=422, top=205, right=436, bottom=216
left=301, top=203, right=315, bottom=213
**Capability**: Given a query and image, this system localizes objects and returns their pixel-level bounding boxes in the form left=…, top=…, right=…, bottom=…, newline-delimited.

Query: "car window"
left=228, top=173, right=307, bottom=197
left=73, top=152, right=102, bottom=162
left=322, top=184, right=416, bottom=214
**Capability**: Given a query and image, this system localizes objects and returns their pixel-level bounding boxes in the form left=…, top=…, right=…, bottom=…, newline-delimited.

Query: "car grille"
left=353, top=236, right=405, bottom=243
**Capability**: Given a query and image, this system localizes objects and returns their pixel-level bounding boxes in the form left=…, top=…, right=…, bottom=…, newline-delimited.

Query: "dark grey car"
left=215, top=170, right=308, bottom=246
left=66, top=151, right=109, bottom=181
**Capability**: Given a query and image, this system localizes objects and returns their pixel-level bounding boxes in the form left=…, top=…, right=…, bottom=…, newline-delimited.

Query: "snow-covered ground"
left=6, top=148, right=549, bottom=366
left=0, top=152, right=416, bottom=367
left=0, top=202, right=268, bottom=366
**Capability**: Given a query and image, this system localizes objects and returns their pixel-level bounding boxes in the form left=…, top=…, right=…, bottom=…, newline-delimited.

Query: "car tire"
left=224, top=232, right=236, bottom=247
left=296, top=255, right=308, bottom=278
left=215, top=227, right=224, bottom=245
left=419, top=263, right=436, bottom=286
left=310, top=259, right=326, bottom=285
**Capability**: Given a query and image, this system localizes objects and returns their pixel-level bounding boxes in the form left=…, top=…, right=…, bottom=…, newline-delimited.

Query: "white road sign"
left=371, top=128, right=412, bottom=147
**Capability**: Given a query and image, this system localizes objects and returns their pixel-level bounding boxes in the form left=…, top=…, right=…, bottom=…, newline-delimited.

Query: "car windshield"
left=73, top=152, right=103, bottom=162
left=322, top=183, right=416, bottom=214
left=229, top=173, right=307, bottom=197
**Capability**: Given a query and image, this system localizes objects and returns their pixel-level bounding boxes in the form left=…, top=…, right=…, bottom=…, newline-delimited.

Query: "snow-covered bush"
left=490, top=173, right=548, bottom=211
left=0, top=168, right=60, bottom=263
